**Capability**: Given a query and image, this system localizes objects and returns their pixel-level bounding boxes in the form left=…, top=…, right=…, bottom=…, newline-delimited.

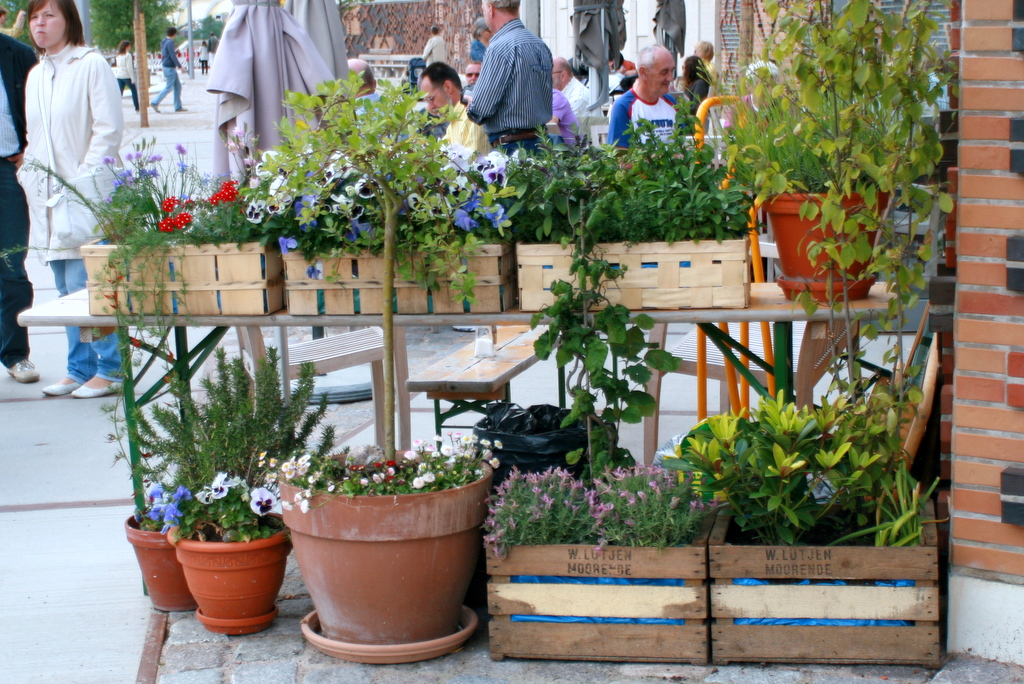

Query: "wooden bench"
left=407, top=326, right=549, bottom=436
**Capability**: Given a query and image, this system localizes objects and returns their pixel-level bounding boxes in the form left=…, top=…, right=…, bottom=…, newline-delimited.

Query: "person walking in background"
left=466, top=0, right=552, bottom=153
left=694, top=40, right=717, bottom=89
left=0, top=31, right=39, bottom=384
left=469, top=18, right=490, bottom=62
left=113, top=40, right=138, bottom=112
left=151, top=26, right=186, bottom=113
left=0, top=7, right=25, bottom=37
left=198, top=40, right=209, bottom=74
left=18, top=0, right=124, bottom=398
left=422, top=25, right=447, bottom=66
left=680, top=54, right=710, bottom=116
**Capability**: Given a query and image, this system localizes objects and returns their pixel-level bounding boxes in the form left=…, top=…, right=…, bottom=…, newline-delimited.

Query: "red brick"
left=957, top=405, right=1024, bottom=433
left=962, top=57, right=1024, bottom=81
left=953, top=460, right=1006, bottom=487
left=956, top=375, right=1007, bottom=402
left=959, top=145, right=1011, bottom=171
left=963, top=86, right=1024, bottom=111
left=959, top=174, right=1024, bottom=200
left=953, top=488, right=1004, bottom=517
left=1010, top=352, right=1024, bottom=378
left=942, top=384, right=954, bottom=414
left=955, top=318, right=1024, bottom=346
left=963, top=27, right=1014, bottom=51
left=942, top=418, right=953, bottom=452
left=948, top=167, right=960, bottom=194
left=964, top=0, right=1013, bottom=20
left=958, top=347, right=1007, bottom=374
left=954, top=516, right=1024, bottom=548
left=1009, top=383, right=1024, bottom=408
left=957, top=260, right=1007, bottom=287
left=954, top=432, right=1024, bottom=463
left=947, top=245, right=958, bottom=269
left=958, top=230, right=1008, bottom=256
left=942, top=458, right=952, bottom=480
left=952, top=543, right=1024, bottom=576
left=960, top=205, right=1024, bottom=231
left=960, top=117, right=1010, bottom=141
left=960, top=291, right=1024, bottom=318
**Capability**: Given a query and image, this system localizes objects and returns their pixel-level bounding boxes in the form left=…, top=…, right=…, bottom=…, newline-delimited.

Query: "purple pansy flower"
left=279, top=237, right=298, bottom=254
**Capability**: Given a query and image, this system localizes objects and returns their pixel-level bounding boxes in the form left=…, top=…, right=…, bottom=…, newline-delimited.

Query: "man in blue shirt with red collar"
left=609, top=45, right=682, bottom=149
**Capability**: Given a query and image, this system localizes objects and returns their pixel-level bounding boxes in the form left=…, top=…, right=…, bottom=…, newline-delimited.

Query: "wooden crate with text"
left=82, top=242, right=284, bottom=316
left=709, top=504, right=941, bottom=667
left=283, top=245, right=515, bottom=315
left=516, top=239, right=750, bottom=312
left=486, top=515, right=713, bottom=664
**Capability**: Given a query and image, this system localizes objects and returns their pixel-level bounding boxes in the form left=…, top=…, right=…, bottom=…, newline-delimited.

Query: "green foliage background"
left=89, top=0, right=178, bottom=52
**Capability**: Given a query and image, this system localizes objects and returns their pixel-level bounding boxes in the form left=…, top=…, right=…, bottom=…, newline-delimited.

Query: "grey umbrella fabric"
left=208, top=0, right=334, bottom=175
left=654, top=0, right=687, bottom=59
left=572, top=0, right=626, bottom=113
left=284, top=0, right=350, bottom=80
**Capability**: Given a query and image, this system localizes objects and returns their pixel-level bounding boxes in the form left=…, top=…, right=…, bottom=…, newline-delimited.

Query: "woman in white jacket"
left=113, top=39, right=138, bottom=112
left=18, top=0, right=124, bottom=398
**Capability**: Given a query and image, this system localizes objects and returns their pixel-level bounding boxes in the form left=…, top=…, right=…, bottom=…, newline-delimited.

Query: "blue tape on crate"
left=731, top=578, right=914, bottom=627
left=508, top=575, right=687, bottom=625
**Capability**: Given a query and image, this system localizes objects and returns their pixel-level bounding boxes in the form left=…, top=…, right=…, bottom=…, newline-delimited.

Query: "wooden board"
left=517, top=239, right=750, bottom=312
left=712, top=624, right=941, bottom=666
left=711, top=584, right=939, bottom=621
left=82, top=242, right=284, bottom=316
left=283, top=244, right=515, bottom=315
left=489, top=618, right=709, bottom=663
left=407, top=326, right=543, bottom=394
left=489, top=583, right=706, bottom=620
left=488, top=544, right=706, bottom=580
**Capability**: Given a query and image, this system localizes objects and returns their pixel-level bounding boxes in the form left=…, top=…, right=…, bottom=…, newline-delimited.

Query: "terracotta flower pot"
left=171, top=529, right=291, bottom=635
left=765, top=193, right=887, bottom=302
left=124, top=516, right=197, bottom=612
left=281, top=469, right=492, bottom=662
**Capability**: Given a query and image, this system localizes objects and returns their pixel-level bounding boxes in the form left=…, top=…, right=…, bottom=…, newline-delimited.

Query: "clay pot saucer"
left=196, top=606, right=279, bottom=635
left=300, top=606, right=479, bottom=664
left=777, top=274, right=876, bottom=303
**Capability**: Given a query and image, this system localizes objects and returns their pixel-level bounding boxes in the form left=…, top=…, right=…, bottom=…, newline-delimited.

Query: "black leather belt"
left=495, top=130, right=538, bottom=145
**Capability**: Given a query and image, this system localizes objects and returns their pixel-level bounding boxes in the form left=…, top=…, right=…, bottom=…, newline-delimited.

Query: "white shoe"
left=43, top=381, right=82, bottom=396
left=72, top=382, right=122, bottom=399
left=7, top=359, right=40, bottom=383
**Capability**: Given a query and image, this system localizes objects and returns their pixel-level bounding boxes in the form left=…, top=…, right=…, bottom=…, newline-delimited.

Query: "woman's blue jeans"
left=50, top=259, right=121, bottom=383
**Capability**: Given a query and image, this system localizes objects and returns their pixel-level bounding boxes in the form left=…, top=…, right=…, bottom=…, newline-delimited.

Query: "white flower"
left=327, top=483, right=336, bottom=492
left=281, top=500, right=293, bottom=510
left=299, top=498, right=310, bottom=513
left=461, top=434, right=472, bottom=444
left=360, top=478, right=369, bottom=486
left=404, top=449, right=420, bottom=462
left=294, top=491, right=304, bottom=503
left=422, top=472, right=436, bottom=484
left=440, top=445, right=454, bottom=457
left=494, top=440, right=503, bottom=450
left=413, top=477, right=426, bottom=489
left=372, top=473, right=384, bottom=484
left=210, top=472, right=233, bottom=499
left=281, top=460, right=297, bottom=479
left=249, top=487, right=278, bottom=515
left=195, top=489, right=212, bottom=504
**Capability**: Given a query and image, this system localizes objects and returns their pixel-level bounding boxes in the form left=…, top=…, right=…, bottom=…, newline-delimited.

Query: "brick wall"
left=952, top=0, right=1024, bottom=581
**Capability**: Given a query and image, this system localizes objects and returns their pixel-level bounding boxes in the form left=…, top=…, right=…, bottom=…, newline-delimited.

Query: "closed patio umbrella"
left=208, top=0, right=334, bottom=175
left=284, top=0, right=350, bottom=80
left=654, top=0, right=687, bottom=60
left=572, top=0, right=626, bottom=113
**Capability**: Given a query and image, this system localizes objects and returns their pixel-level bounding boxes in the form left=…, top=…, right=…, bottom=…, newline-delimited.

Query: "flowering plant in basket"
left=483, top=464, right=709, bottom=558
left=270, top=433, right=499, bottom=512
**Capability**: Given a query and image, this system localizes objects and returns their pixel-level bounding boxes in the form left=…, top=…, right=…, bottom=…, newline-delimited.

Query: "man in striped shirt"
left=466, top=0, right=552, bottom=152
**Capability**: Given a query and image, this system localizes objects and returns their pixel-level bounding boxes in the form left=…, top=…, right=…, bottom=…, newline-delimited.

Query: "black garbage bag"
left=474, top=402, right=588, bottom=486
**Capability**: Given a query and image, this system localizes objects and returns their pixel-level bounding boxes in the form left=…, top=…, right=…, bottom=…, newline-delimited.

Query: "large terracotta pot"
left=124, top=516, right=197, bottom=612
left=172, top=529, right=291, bottom=635
left=281, top=469, right=492, bottom=662
left=765, top=193, right=886, bottom=302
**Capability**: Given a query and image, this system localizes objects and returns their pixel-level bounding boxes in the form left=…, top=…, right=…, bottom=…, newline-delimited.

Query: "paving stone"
left=301, top=667, right=374, bottom=684
left=370, top=670, right=443, bottom=684
left=619, top=664, right=716, bottom=680
left=160, top=643, right=231, bottom=673
left=446, top=676, right=514, bottom=684
left=278, top=597, right=316, bottom=619
left=930, top=657, right=1024, bottom=684
left=705, top=665, right=807, bottom=684
left=234, top=636, right=305, bottom=662
left=232, top=660, right=298, bottom=684
left=158, top=669, right=224, bottom=684
left=166, top=618, right=230, bottom=645
left=259, top=614, right=305, bottom=637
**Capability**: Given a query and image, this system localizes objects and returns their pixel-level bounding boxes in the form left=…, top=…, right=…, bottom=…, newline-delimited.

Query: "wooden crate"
left=283, top=244, right=515, bottom=315
left=486, top=515, right=713, bottom=664
left=516, top=238, right=751, bottom=312
left=708, top=504, right=941, bottom=667
left=83, top=242, right=284, bottom=316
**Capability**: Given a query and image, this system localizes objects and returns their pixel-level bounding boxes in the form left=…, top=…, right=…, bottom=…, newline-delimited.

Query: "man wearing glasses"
left=463, top=61, right=482, bottom=94
left=420, top=62, right=490, bottom=156
left=552, top=56, right=588, bottom=118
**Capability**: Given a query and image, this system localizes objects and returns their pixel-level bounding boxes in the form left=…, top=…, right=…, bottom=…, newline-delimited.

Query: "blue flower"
left=161, top=502, right=183, bottom=524
left=483, top=204, right=506, bottom=229
left=306, top=265, right=322, bottom=280
left=279, top=237, right=298, bottom=254
left=140, top=168, right=160, bottom=179
left=454, top=208, right=478, bottom=231
left=173, top=485, right=192, bottom=502
left=345, top=218, right=372, bottom=242
left=147, top=483, right=165, bottom=502
left=462, top=191, right=481, bottom=213
left=177, top=161, right=188, bottom=173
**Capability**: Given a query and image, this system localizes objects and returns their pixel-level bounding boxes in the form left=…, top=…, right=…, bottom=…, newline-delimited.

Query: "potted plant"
left=483, top=465, right=712, bottom=663
left=662, top=391, right=941, bottom=666
left=726, top=0, right=952, bottom=308
left=272, top=434, right=497, bottom=663
left=130, top=348, right=335, bottom=634
left=84, top=138, right=283, bottom=317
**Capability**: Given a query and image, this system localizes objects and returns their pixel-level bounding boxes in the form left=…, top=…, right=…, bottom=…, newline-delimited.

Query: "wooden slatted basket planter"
left=708, top=504, right=941, bottom=667
left=516, top=238, right=750, bottom=312
left=283, top=245, right=515, bottom=315
left=485, top=515, right=713, bottom=664
left=83, top=242, right=284, bottom=316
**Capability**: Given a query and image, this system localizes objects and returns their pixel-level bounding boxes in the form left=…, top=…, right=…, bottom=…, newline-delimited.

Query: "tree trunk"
left=133, top=0, right=150, bottom=128
left=380, top=203, right=398, bottom=459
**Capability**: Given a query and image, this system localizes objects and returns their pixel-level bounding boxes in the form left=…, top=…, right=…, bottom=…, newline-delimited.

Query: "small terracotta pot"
left=172, top=529, right=291, bottom=635
left=124, top=516, right=197, bottom=612
left=281, top=469, right=492, bottom=653
left=765, top=192, right=887, bottom=302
